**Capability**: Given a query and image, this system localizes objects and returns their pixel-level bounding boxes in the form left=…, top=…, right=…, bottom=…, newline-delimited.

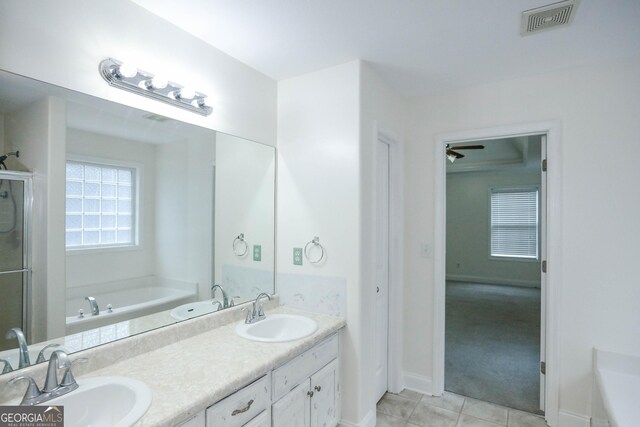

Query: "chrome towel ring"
left=304, top=236, right=325, bottom=264
left=233, top=233, right=249, bottom=256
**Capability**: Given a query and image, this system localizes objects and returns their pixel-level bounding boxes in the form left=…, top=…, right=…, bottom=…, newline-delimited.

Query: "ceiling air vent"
left=521, top=0, right=579, bottom=36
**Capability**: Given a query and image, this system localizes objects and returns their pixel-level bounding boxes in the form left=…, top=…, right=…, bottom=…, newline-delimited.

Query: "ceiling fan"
left=446, top=144, right=485, bottom=162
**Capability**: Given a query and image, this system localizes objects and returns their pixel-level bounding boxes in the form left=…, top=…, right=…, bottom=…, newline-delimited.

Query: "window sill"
left=489, top=255, right=540, bottom=263
left=66, top=244, right=142, bottom=256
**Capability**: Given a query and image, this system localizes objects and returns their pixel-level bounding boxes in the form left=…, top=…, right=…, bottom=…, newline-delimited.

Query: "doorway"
left=433, top=121, right=562, bottom=426
left=444, top=135, right=545, bottom=413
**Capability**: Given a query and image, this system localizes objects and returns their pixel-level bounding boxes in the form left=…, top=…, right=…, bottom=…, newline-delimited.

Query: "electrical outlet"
left=253, top=245, right=262, bottom=261
left=293, top=248, right=303, bottom=265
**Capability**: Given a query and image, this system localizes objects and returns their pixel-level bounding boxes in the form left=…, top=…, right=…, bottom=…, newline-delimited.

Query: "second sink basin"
left=47, top=376, right=151, bottom=427
left=236, top=314, right=318, bottom=343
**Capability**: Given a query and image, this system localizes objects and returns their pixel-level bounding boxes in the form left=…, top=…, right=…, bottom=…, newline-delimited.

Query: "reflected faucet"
left=211, top=284, right=229, bottom=309
left=5, top=328, right=30, bottom=368
left=0, top=358, right=13, bottom=374
left=85, top=296, right=99, bottom=316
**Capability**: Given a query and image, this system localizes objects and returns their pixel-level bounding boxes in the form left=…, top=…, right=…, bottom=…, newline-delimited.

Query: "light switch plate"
left=293, top=248, right=303, bottom=265
left=253, top=245, right=262, bottom=261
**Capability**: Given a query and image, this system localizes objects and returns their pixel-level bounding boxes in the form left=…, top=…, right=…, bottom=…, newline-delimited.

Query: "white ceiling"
left=447, top=136, right=542, bottom=173
left=131, top=0, right=640, bottom=97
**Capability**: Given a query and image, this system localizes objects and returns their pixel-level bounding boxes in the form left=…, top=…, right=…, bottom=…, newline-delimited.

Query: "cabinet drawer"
left=206, top=375, right=271, bottom=427
left=244, top=410, right=270, bottom=427
left=272, top=334, right=338, bottom=401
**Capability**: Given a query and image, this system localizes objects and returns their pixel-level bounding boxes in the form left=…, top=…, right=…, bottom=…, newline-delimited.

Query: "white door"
left=374, top=139, right=390, bottom=402
left=539, top=135, right=547, bottom=412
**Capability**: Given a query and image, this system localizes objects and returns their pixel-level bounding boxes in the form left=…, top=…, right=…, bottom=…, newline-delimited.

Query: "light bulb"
left=177, top=87, right=196, bottom=100
left=447, top=153, right=456, bottom=163
left=150, top=76, right=168, bottom=89
left=117, top=63, right=138, bottom=79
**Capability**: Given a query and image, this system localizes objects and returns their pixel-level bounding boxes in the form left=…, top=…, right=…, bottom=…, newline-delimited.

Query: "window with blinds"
left=490, top=188, right=539, bottom=259
left=65, top=160, right=137, bottom=249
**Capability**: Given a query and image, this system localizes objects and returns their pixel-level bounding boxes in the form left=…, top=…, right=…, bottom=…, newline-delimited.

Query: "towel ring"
left=233, top=233, right=248, bottom=257
left=304, top=236, right=325, bottom=264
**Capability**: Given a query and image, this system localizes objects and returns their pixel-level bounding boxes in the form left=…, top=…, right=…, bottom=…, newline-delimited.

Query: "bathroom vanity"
left=0, top=304, right=345, bottom=427
left=179, top=333, right=339, bottom=427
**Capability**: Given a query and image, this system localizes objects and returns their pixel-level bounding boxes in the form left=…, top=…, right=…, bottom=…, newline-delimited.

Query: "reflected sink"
left=35, top=376, right=151, bottom=427
left=235, top=314, right=318, bottom=343
left=170, top=300, right=220, bottom=320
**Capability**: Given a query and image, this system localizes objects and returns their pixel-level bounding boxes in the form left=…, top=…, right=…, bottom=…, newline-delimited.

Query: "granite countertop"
left=80, top=306, right=345, bottom=427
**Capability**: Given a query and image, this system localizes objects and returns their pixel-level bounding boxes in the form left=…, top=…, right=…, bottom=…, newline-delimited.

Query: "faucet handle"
left=35, top=343, right=62, bottom=363
left=229, top=296, right=241, bottom=307
left=60, top=357, right=88, bottom=388
left=8, top=376, right=41, bottom=404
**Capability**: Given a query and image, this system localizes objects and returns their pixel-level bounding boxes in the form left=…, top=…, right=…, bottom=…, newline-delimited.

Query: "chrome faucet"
left=5, top=328, right=30, bottom=368
left=211, top=284, right=229, bottom=309
left=8, top=351, right=87, bottom=406
left=35, top=343, right=61, bottom=363
left=244, top=293, right=271, bottom=324
left=85, top=296, right=99, bottom=315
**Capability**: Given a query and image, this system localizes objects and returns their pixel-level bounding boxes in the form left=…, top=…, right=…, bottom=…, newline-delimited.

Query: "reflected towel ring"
left=233, top=233, right=249, bottom=256
left=304, top=236, right=325, bottom=264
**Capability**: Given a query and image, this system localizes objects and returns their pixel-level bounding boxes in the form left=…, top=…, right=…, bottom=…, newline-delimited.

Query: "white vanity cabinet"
left=271, top=335, right=340, bottom=427
left=175, top=333, right=340, bottom=427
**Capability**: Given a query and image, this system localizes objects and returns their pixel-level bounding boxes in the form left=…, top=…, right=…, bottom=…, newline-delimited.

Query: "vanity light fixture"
left=99, top=58, right=212, bottom=116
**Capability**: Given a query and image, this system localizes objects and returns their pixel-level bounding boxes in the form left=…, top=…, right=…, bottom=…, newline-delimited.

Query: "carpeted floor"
left=445, top=281, right=542, bottom=415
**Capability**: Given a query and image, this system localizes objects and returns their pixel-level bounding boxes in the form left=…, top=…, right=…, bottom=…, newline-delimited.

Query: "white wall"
left=446, top=170, right=541, bottom=287
left=277, top=61, right=364, bottom=425
left=403, top=55, right=640, bottom=423
left=0, top=0, right=277, bottom=146
left=4, top=98, right=67, bottom=342
left=65, top=128, right=157, bottom=288
left=155, top=133, right=217, bottom=300
left=277, top=60, right=406, bottom=426
left=214, top=133, right=275, bottom=302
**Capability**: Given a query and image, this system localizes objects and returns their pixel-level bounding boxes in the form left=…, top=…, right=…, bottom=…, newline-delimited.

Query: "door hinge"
left=542, top=260, right=547, bottom=273
left=542, top=159, right=547, bottom=172
left=540, top=361, right=546, bottom=375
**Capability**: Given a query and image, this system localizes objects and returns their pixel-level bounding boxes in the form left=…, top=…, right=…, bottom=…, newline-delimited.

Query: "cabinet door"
left=310, top=359, right=339, bottom=427
left=272, top=380, right=311, bottom=427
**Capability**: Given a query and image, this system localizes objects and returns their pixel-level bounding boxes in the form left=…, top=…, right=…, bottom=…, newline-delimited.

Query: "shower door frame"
left=0, top=170, right=33, bottom=341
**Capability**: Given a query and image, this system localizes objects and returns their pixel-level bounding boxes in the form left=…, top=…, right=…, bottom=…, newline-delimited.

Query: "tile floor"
left=376, top=390, right=547, bottom=427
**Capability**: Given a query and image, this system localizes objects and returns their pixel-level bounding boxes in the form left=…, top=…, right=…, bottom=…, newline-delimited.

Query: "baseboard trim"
left=557, top=410, right=590, bottom=427
left=338, top=409, right=376, bottom=427
left=446, top=274, right=540, bottom=288
left=402, top=371, right=435, bottom=396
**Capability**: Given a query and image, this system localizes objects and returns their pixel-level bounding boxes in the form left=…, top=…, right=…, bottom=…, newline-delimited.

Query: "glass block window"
left=65, top=160, right=136, bottom=249
left=490, top=187, right=539, bottom=259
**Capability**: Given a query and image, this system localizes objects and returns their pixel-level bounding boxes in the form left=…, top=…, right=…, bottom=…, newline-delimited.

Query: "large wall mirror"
left=0, top=70, right=275, bottom=375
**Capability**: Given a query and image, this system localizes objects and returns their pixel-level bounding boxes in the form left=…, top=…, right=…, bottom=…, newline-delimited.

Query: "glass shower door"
left=0, top=171, right=31, bottom=351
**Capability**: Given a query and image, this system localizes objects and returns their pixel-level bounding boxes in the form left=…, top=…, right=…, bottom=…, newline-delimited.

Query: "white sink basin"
left=170, top=300, right=220, bottom=320
left=236, top=314, right=318, bottom=343
left=33, top=376, right=152, bottom=427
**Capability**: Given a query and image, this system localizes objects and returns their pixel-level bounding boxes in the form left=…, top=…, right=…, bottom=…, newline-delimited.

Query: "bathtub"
left=65, top=276, right=197, bottom=334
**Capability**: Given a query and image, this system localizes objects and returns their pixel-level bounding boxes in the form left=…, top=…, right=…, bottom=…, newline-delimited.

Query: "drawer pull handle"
left=307, top=390, right=314, bottom=397
left=231, top=399, right=254, bottom=416
left=314, top=385, right=322, bottom=392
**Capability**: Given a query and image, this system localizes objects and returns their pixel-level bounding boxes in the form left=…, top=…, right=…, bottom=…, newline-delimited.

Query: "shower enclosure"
left=0, top=171, right=31, bottom=351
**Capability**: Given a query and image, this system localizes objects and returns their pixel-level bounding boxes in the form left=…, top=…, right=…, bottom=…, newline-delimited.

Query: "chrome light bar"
left=99, top=58, right=213, bottom=116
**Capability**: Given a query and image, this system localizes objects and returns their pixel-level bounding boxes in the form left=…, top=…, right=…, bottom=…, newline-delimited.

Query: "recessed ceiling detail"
left=521, top=0, right=579, bottom=36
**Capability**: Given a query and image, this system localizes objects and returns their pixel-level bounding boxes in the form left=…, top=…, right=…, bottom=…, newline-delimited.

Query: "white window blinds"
left=490, top=188, right=539, bottom=259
